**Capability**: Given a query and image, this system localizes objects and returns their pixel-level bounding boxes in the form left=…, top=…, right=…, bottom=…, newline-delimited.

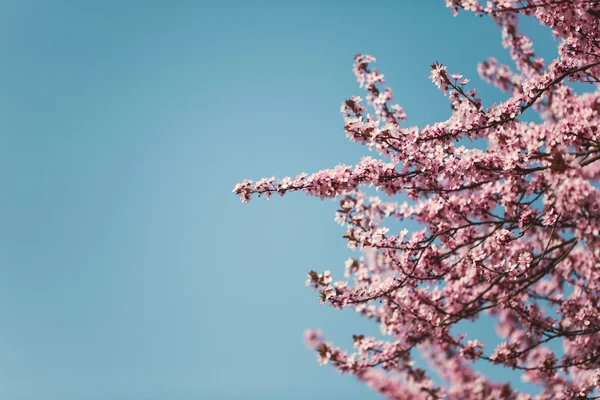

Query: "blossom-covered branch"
left=235, top=1, right=600, bottom=399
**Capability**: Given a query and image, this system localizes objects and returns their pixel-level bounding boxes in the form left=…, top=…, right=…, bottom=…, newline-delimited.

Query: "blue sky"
left=0, top=1, right=559, bottom=399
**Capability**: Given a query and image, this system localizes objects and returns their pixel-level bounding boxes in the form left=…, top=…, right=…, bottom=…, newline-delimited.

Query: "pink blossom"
left=235, top=1, right=600, bottom=398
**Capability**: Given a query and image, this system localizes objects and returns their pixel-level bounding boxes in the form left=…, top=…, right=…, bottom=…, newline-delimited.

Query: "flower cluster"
left=235, top=1, right=600, bottom=399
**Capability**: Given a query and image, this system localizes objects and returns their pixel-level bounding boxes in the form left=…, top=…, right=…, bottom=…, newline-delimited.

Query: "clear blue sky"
left=0, top=1, right=558, bottom=399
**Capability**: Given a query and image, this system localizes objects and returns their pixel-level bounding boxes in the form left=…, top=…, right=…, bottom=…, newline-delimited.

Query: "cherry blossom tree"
left=233, top=1, right=600, bottom=398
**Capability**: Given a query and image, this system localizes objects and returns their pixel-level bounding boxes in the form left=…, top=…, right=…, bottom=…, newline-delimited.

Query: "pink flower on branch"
left=235, top=1, right=600, bottom=398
